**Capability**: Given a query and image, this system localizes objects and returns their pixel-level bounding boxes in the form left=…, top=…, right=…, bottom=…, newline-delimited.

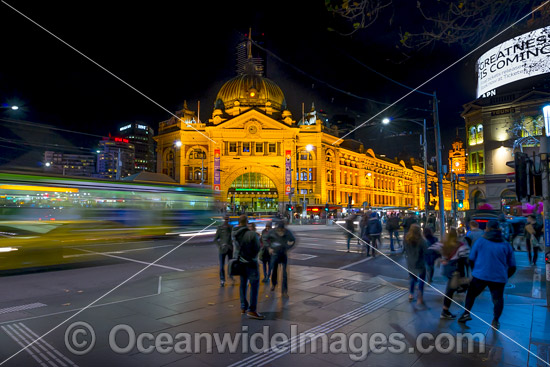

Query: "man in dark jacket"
left=402, top=213, right=417, bottom=238
left=232, top=215, right=264, bottom=319
left=458, top=220, right=516, bottom=329
left=386, top=213, right=401, bottom=252
left=214, top=215, right=233, bottom=287
left=266, top=221, right=296, bottom=297
left=365, top=212, right=382, bottom=257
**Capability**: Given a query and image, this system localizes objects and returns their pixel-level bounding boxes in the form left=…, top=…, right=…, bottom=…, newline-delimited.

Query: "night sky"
left=0, top=1, right=536, bottom=168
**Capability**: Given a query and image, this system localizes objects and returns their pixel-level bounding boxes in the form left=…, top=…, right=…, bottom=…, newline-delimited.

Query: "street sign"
left=457, top=190, right=465, bottom=200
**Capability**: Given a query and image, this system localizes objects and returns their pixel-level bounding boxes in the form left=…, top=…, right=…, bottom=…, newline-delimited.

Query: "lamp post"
left=541, top=104, right=550, bottom=307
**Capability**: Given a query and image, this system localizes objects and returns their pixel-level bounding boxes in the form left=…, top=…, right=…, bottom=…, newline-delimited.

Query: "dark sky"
left=0, top=0, right=535, bottom=168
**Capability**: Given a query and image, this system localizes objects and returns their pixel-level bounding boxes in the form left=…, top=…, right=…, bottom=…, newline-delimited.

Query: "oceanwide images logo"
left=64, top=322, right=485, bottom=361
left=476, top=25, right=550, bottom=98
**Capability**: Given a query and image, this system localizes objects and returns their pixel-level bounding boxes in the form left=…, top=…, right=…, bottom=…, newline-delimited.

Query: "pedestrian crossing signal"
left=325, top=203, right=329, bottom=211
left=458, top=200, right=464, bottom=209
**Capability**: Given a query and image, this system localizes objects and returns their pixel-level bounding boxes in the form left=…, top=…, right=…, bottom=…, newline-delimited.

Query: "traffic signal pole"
left=433, top=92, right=446, bottom=235
left=423, top=119, right=429, bottom=220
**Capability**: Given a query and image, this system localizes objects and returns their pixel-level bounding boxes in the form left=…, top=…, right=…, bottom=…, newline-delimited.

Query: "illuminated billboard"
left=477, top=26, right=550, bottom=98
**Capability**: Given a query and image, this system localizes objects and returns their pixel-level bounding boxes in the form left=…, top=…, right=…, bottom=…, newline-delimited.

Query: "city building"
left=95, top=137, right=135, bottom=180
left=43, top=151, right=96, bottom=177
left=154, top=36, right=466, bottom=215
left=449, top=138, right=467, bottom=176
left=461, top=22, right=550, bottom=210
left=119, top=122, right=156, bottom=172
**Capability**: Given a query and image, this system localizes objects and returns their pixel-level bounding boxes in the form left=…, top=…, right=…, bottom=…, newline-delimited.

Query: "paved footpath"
left=0, top=263, right=548, bottom=367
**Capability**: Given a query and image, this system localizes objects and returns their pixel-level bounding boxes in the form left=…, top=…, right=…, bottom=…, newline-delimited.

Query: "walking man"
left=214, top=215, right=233, bottom=287
left=344, top=214, right=356, bottom=252
left=266, top=221, right=296, bottom=297
left=387, top=213, right=401, bottom=252
left=232, top=215, right=264, bottom=319
left=458, top=220, right=516, bottom=329
left=365, top=212, right=382, bottom=257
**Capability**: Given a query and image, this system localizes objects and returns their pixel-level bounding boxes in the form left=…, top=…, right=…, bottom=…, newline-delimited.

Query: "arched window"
left=469, top=126, right=477, bottom=146
left=326, top=150, right=334, bottom=162
left=189, top=149, right=206, bottom=160
left=476, top=124, right=483, bottom=144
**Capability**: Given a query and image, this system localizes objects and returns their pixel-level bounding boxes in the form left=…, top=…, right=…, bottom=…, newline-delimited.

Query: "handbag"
left=229, top=258, right=245, bottom=277
left=449, top=270, right=471, bottom=290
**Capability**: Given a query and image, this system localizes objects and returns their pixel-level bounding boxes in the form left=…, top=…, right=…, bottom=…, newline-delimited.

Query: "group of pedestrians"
left=402, top=219, right=516, bottom=329
left=214, top=215, right=296, bottom=320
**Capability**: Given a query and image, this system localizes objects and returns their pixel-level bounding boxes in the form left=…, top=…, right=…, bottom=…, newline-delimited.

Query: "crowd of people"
left=214, top=210, right=532, bottom=328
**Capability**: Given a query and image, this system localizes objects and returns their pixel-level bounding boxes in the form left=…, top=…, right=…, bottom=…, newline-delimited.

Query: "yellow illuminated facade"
left=154, top=44, right=467, bottom=214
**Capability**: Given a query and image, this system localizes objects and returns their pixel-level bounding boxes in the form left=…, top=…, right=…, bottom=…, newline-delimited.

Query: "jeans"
left=443, top=276, right=458, bottom=309
left=346, top=232, right=354, bottom=251
left=409, top=270, right=426, bottom=297
left=367, top=235, right=380, bottom=256
left=426, top=263, right=435, bottom=283
left=463, top=277, right=505, bottom=321
left=270, top=253, right=288, bottom=293
left=262, top=259, right=272, bottom=280
left=239, top=264, right=260, bottom=312
left=388, top=230, right=401, bottom=251
left=219, top=250, right=233, bottom=281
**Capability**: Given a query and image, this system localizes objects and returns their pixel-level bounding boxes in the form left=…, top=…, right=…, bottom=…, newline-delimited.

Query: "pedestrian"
left=386, top=213, right=402, bottom=252
left=214, top=215, right=234, bottom=287
left=465, top=220, right=483, bottom=248
left=525, top=214, right=543, bottom=266
left=344, top=214, right=356, bottom=252
left=266, top=221, right=296, bottom=297
left=403, top=224, right=428, bottom=306
left=439, top=227, right=470, bottom=319
left=458, top=220, right=517, bottom=329
left=498, top=213, right=512, bottom=243
left=402, top=212, right=418, bottom=240
left=359, top=213, right=369, bottom=246
left=259, top=222, right=273, bottom=283
left=232, top=215, right=264, bottom=319
left=423, top=226, right=440, bottom=283
left=427, top=213, right=436, bottom=231
left=365, top=212, right=383, bottom=257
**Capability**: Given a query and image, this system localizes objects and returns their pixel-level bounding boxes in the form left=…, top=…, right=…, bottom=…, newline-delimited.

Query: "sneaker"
left=247, top=311, right=265, bottom=320
left=282, top=291, right=289, bottom=298
left=458, top=313, right=472, bottom=323
left=491, top=319, right=500, bottom=329
left=220, top=280, right=225, bottom=287
left=440, top=309, right=456, bottom=320
left=241, top=309, right=246, bottom=315
left=270, top=286, right=275, bottom=291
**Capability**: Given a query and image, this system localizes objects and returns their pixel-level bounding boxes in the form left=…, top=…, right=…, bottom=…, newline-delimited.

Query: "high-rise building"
left=95, top=137, right=135, bottom=180
left=119, top=122, right=156, bottom=172
left=43, top=151, right=95, bottom=177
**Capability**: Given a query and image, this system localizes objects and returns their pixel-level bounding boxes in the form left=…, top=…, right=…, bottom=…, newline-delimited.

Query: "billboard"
left=477, top=26, right=550, bottom=98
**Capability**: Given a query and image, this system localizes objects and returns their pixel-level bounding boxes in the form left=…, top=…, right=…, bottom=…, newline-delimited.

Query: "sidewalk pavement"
left=2, top=263, right=548, bottom=367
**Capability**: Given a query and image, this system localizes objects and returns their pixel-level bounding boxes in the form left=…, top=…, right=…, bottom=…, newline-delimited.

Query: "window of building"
left=189, top=149, right=206, bottom=159
left=469, top=124, right=483, bottom=145
left=522, top=115, right=543, bottom=138
left=326, top=151, right=334, bottom=162
left=268, top=143, right=276, bottom=153
left=256, top=143, right=263, bottom=153
left=300, top=189, right=308, bottom=195
left=300, top=170, right=308, bottom=181
left=243, top=142, right=250, bottom=153
left=229, top=142, right=237, bottom=153
left=469, top=151, right=484, bottom=174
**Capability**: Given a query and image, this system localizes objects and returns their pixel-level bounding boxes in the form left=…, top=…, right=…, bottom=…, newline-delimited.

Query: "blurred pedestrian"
left=259, top=222, right=273, bottom=283
left=525, top=214, right=543, bottom=266
left=498, top=213, right=512, bottom=243
left=365, top=212, right=382, bottom=257
left=266, top=221, right=296, bottom=297
left=402, top=212, right=418, bottom=240
left=465, top=220, right=483, bottom=248
left=232, top=215, right=264, bottom=319
left=423, top=226, right=440, bottom=283
left=344, top=214, right=356, bottom=252
left=214, top=215, right=233, bottom=287
left=387, top=212, right=402, bottom=252
left=359, top=213, right=369, bottom=246
left=404, top=224, right=428, bottom=306
left=458, top=220, right=516, bottom=329
left=439, top=227, right=470, bottom=319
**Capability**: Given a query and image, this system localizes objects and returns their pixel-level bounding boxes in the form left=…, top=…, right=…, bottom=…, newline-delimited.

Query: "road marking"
left=287, top=253, right=317, bottom=260
left=0, top=303, right=47, bottom=315
left=2, top=322, right=78, bottom=367
left=532, top=268, right=542, bottom=299
left=63, top=244, right=175, bottom=258
left=339, top=256, right=374, bottom=270
left=73, top=247, right=185, bottom=272
left=228, top=288, right=407, bottom=367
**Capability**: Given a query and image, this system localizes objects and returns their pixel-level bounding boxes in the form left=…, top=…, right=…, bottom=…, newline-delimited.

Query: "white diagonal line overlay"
left=1, top=0, right=216, bottom=144
left=229, top=289, right=407, bottom=367
left=0, top=221, right=216, bottom=366
left=334, top=222, right=550, bottom=366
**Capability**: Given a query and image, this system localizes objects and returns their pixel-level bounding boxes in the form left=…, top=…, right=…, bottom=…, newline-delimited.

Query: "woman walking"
left=439, top=227, right=470, bottom=319
left=404, top=224, right=428, bottom=306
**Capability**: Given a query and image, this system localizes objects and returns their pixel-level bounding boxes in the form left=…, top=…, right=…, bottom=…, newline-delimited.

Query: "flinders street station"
left=154, top=39, right=466, bottom=215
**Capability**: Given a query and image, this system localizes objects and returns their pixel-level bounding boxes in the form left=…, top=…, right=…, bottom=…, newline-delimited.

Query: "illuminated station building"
left=154, top=39, right=465, bottom=216
left=461, top=20, right=550, bottom=210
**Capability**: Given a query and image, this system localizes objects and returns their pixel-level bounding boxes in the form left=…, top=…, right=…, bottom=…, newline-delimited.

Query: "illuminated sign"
left=120, top=124, right=131, bottom=131
left=477, top=26, right=550, bottom=98
left=285, top=150, right=291, bottom=194
left=137, top=124, right=147, bottom=130
left=114, top=137, right=129, bottom=143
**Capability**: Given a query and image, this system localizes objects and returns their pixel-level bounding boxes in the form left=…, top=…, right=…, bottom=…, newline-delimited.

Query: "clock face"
left=248, top=125, right=258, bottom=134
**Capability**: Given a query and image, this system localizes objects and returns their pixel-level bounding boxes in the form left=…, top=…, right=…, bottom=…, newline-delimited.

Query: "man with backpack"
left=231, top=215, right=264, bottom=319
left=214, top=215, right=233, bottom=287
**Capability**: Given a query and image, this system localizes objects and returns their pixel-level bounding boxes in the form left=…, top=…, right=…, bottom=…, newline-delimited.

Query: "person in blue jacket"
left=458, top=220, right=516, bottom=329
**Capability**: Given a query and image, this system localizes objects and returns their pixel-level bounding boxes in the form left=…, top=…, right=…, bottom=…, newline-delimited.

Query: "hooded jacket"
left=365, top=216, right=382, bottom=236
left=232, top=226, right=260, bottom=263
left=469, top=229, right=516, bottom=283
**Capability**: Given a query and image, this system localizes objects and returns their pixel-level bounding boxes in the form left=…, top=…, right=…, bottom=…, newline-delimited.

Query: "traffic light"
left=429, top=181, right=437, bottom=197
left=458, top=200, right=464, bottom=209
left=285, top=204, right=291, bottom=211
left=514, top=152, right=528, bottom=201
left=325, top=203, right=329, bottom=212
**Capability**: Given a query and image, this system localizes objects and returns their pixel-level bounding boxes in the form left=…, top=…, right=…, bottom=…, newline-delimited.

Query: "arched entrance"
left=228, top=172, right=278, bottom=214
left=471, top=190, right=485, bottom=209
